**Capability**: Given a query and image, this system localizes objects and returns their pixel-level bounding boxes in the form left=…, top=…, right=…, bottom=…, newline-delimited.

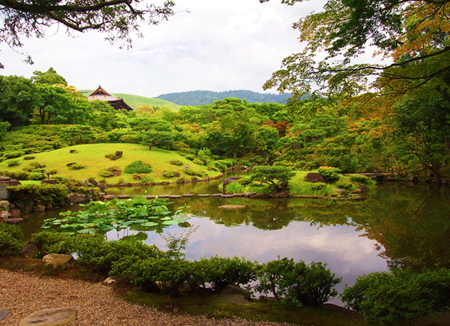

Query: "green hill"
left=155, top=90, right=302, bottom=106
left=0, top=144, right=220, bottom=183
left=79, top=90, right=180, bottom=111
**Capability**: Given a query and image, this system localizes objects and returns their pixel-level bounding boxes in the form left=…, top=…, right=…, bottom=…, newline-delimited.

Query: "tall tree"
left=31, top=67, right=68, bottom=86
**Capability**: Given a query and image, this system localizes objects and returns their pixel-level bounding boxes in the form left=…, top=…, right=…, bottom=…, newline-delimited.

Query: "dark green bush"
left=185, top=154, right=195, bottom=161
left=318, top=167, right=341, bottom=183
left=335, top=180, right=353, bottom=190
left=170, top=159, right=183, bottom=166
left=23, top=156, right=35, bottom=160
left=349, top=174, right=376, bottom=188
left=69, top=163, right=87, bottom=170
left=341, top=268, right=450, bottom=324
left=0, top=170, right=30, bottom=180
left=30, top=172, right=43, bottom=180
left=4, top=144, right=23, bottom=152
left=183, top=169, right=204, bottom=177
left=257, top=257, right=341, bottom=307
left=6, top=159, right=20, bottom=167
left=124, top=160, right=152, bottom=174
left=0, top=223, right=25, bottom=256
left=193, top=158, right=204, bottom=165
left=4, top=151, right=25, bottom=159
left=7, top=184, right=69, bottom=208
left=162, top=170, right=176, bottom=178
left=105, top=153, right=121, bottom=161
left=99, top=170, right=114, bottom=178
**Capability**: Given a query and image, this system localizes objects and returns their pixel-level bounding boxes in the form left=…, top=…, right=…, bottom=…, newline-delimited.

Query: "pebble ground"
left=0, top=269, right=294, bottom=326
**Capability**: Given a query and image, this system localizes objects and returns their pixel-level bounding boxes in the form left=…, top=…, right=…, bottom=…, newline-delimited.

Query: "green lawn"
left=0, top=144, right=220, bottom=183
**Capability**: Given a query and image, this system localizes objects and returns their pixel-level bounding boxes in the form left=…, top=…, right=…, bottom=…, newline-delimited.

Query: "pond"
left=17, top=179, right=450, bottom=304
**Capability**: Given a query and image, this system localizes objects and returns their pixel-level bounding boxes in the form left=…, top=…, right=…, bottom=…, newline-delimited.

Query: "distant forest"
left=156, top=90, right=302, bottom=106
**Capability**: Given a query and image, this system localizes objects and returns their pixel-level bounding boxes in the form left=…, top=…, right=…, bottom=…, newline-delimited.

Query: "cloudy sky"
left=0, top=0, right=328, bottom=97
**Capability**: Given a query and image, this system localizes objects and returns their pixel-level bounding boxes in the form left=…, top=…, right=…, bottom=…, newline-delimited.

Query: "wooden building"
left=87, top=86, right=133, bottom=111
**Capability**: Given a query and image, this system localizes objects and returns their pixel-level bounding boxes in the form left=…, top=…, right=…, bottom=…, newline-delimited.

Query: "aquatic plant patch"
left=41, top=196, right=192, bottom=235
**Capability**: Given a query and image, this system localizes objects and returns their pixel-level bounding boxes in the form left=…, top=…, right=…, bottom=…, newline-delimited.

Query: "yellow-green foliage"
left=0, top=144, right=221, bottom=183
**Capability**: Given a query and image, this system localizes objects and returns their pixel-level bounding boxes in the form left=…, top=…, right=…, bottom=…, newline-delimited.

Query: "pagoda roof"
left=87, top=85, right=133, bottom=111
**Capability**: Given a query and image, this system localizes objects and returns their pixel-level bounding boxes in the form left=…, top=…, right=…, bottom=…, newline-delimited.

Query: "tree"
left=31, top=67, right=67, bottom=86
left=0, top=0, right=175, bottom=67
left=60, top=125, right=96, bottom=145
left=262, top=0, right=450, bottom=97
left=133, top=117, right=174, bottom=150
left=250, top=165, right=296, bottom=191
left=0, top=75, right=37, bottom=127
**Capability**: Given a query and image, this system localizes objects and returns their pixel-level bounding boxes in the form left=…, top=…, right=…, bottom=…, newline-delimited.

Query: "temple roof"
left=87, top=85, right=133, bottom=111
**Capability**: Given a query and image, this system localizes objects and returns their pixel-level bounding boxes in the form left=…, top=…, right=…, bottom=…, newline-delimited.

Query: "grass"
left=0, top=144, right=221, bottom=183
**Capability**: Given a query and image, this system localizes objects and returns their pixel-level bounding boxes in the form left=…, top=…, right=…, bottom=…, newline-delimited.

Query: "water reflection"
left=17, top=182, right=450, bottom=302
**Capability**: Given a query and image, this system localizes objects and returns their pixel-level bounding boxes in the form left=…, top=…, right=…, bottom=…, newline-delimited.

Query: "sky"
left=0, top=0, right=328, bottom=98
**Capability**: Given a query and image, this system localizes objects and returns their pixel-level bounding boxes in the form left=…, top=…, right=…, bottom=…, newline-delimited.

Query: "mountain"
left=155, top=90, right=297, bottom=106
left=79, top=90, right=180, bottom=111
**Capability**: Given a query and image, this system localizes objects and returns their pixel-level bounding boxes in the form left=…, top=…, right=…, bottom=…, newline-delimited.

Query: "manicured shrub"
left=30, top=172, right=43, bottom=180
left=224, top=181, right=246, bottom=194
left=349, top=174, right=376, bottom=188
left=341, top=268, right=450, bottom=324
left=185, top=154, right=195, bottom=161
left=23, top=156, right=35, bottom=160
left=4, top=151, right=25, bottom=159
left=98, top=170, right=114, bottom=178
left=6, top=159, right=20, bottom=167
left=0, top=223, right=25, bottom=256
left=22, top=162, right=42, bottom=172
left=257, top=257, right=341, bottom=307
left=170, top=159, right=183, bottom=166
left=183, top=169, right=204, bottom=177
left=318, top=167, right=341, bottom=183
left=335, top=180, right=354, bottom=190
left=162, top=170, right=176, bottom=178
left=105, top=153, right=121, bottom=161
left=193, top=158, right=204, bottom=165
left=69, top=163, right=87, bottom=170
left=7, top=184, right=69, bottom=208
left=0, top=170, right=30, bottom=180
left=124, top=160, right=152, bottom=174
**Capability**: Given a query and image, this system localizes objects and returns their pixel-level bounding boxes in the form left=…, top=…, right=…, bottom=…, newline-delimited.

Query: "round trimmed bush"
left=193, top=159, right=204, bottom=165
left=124, top=160, right=152, bottom=174
left=170, top=159, right=183, bottom=166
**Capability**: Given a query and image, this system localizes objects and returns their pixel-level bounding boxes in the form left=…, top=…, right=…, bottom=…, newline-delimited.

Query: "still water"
left=18, top=180, right=450, bottom=302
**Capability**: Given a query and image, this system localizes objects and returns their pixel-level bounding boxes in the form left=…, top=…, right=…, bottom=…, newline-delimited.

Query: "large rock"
left=42, top=254, right=74, bottom=269
left=0, top=211, right=10, bottom=222
left=218, top=205, right=246, bottom=209
left=220, top=284, right=252, bottom=305
left=19, top=306, right=76, bottom=326
left=0, top=200, right=10, bottom=211
left=67, top=193, right=88, bottom=204
left=0, top=184, right=9, bottom=200
left=9, top=209, right=21, bottom=217
left=223, top=176, right=243, bottom=193
left=0, top=309, right=11, bottom=322
left=81, top=179, right=89, bottom=187
left=221, top=284, right=251, bottom=300
left=305, top=173, right=325, bottom=183
left=21, top=244, right=38, bottom=258
left=35, top=204, right=46, bottom=212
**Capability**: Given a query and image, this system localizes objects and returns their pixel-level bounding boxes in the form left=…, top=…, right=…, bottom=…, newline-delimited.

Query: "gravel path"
left=0, top=269, right=293, bottom=326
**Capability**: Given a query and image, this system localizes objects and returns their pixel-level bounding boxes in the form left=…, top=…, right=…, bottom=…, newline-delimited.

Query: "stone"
left=67, top=193, right=87, bottom=204
left=0, top=177, right=10, bottom=181
left=103, top=276, right=121, bottom=286
left=117, top=195, right=130, bottom=199
left=43, top=254, right=74, bottom=269
left=191, top=177, right=198, bottom=182
left=9, top=209, right=21, bottom=217
left=66, top=162, right=77, bottom=167
left=132, top=175, right=141, bottom=180
left=168, top=195, right=181, bottom=199
left=158, top=194, right=169, bottom=198
left=174, top=172, right=180, bottom=177
left=35, top=204, right=46, bottom=212
left=9, top=179, right=21, bottom=186
left=0, top=184, right=9, bottom=200
left=176, top=178, right=186, bottom=183
left=234, top=193, right=245, bottom=197
left=197, top=194, right=210, bottom=197
left=245, top=192, right=256, bottom=197
left=222, top=194, right=234, bottom=198
left=182, top=194, right=194, bottom=197
left=0, top=211, right=10, bottom=222
left=334, top=189, right=348, bottom=195
left=220, top=294, right=251, bottom=305
left=221, top=284, right=251, bottom=300
left=305, top=172, right=325, bottom=183
left=271, top=190, right=290, bottom=198
left=143, top=195, right=155, bottom=199
left=19, top=306, right=76, bottom=326
left=131, top=183, right=141, bottom=187
left=115, top=151, right=123, bottom=158
left=218, top=205, right=246, bottom=209
left=70, top=150, right=77, bottom=153
left=211, top=193, right=222, bottom=197
left=5, top=218, right=23, bottom=224
left=161, top=182, right=170, bottom=185
left=103, top=195, right=115, bottom=200
left=81, top=179, right=89, bottom=187
left=0, top=309, right=11, bottom=322
left=23, top=201, right=35, bottom=214
left=21, top=244, right=38, bottom=258
left=89, top=179, right=98, bottom=186
left=0, top=200, right=10, bottom=211
left=223, top=176, right=243, bottom=193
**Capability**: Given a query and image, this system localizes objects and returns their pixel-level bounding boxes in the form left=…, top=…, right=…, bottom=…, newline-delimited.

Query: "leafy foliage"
left=250, top=165, right=296, bottom=191
left=0, top=223, right=25, bottom=256
left=317, top=167, right=341, bottom=183
left=7, top=184, right=68, bottom=208
left=124, top=160, right=152, bottom=174
left=341, top=268, right=450, bottom=324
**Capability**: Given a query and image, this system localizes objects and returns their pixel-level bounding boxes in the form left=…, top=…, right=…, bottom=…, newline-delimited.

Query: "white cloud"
left=0, top=0, right=327, bottom=97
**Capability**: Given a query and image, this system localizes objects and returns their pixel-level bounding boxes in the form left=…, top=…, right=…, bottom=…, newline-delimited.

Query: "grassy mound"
left=0, top=144, right=220, bottom=183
